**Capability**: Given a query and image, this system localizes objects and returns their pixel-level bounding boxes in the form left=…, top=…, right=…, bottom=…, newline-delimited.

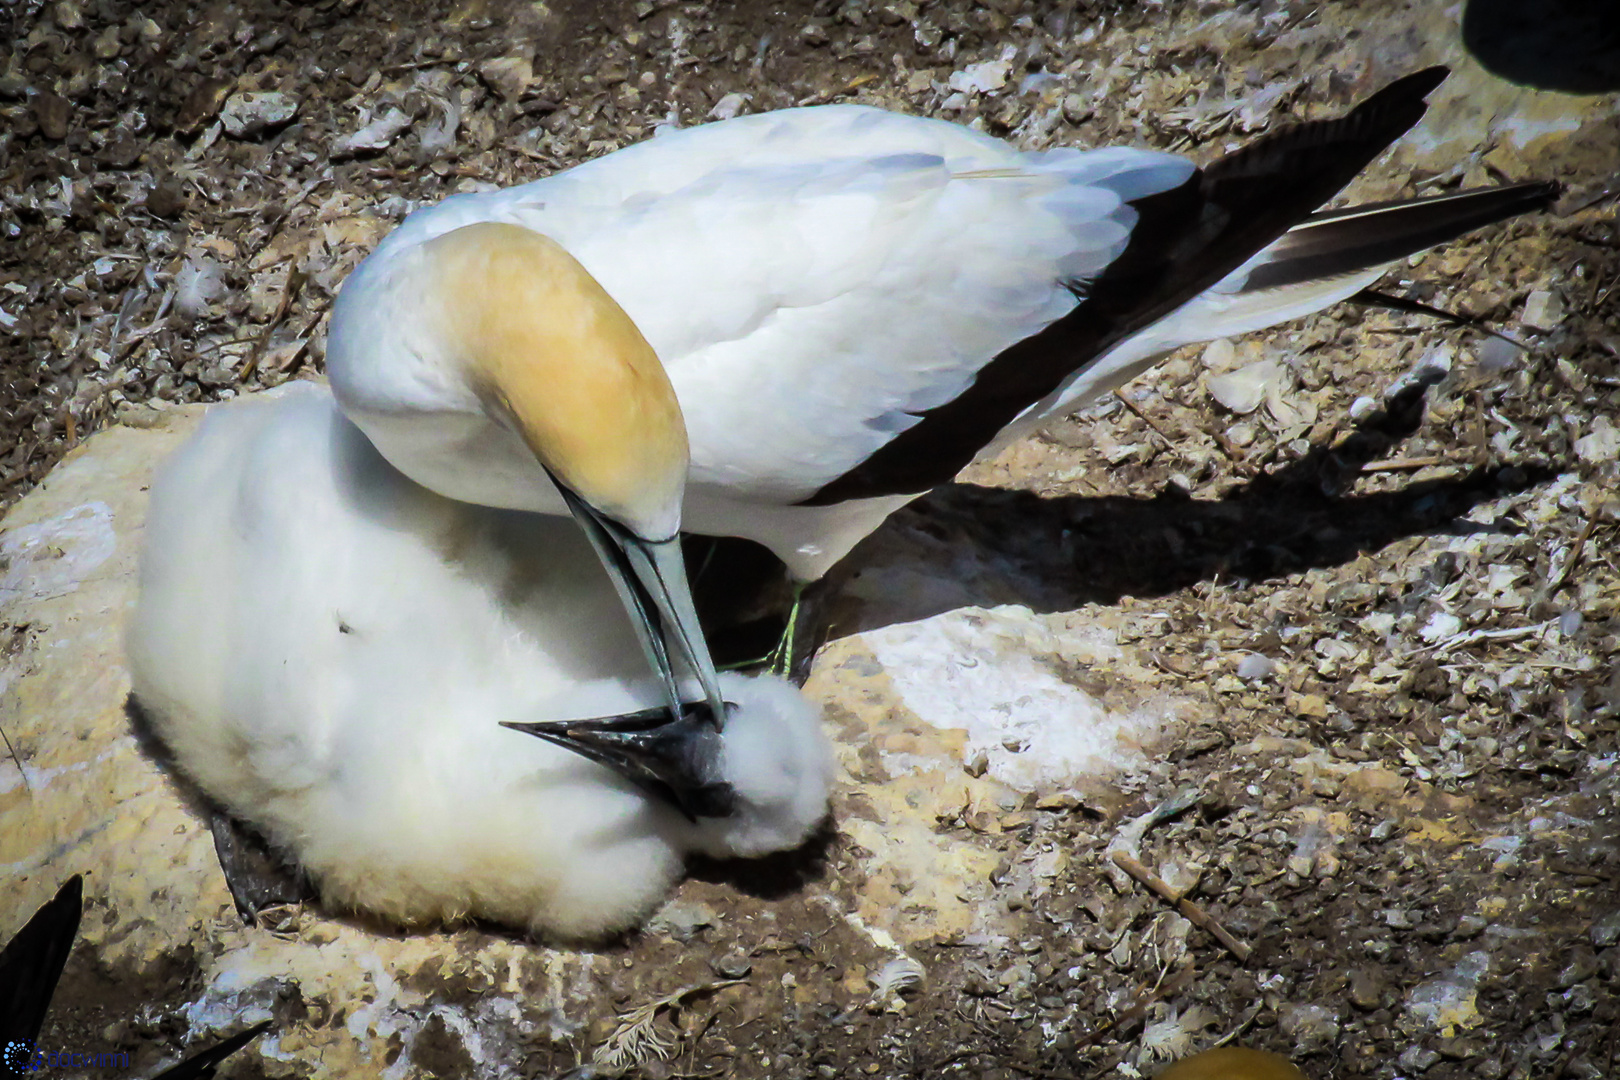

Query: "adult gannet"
left=124, top=384, right=833, bottom=939
left=330, top=220, right=731, bottom=741
left=328, top=66, right=1554, bottom=602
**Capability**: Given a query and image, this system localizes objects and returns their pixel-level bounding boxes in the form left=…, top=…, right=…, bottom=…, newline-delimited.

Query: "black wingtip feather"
left=1203, top=66, right=1448, bottom=199
left=0, top=875, right=84, bottom=1050
left=805, top=69, right=1461, bottom=506
left=152, top=1020, right=274, bottom=1080
left=0, top=877, right=270, bottom=1080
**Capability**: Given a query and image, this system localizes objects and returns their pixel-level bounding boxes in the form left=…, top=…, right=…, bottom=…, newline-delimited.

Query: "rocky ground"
left=2, top=1, right=1618, bottom=1079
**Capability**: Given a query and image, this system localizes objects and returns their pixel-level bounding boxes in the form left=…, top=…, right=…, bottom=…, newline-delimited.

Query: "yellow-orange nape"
left=426, top=221, right=688, bottom=540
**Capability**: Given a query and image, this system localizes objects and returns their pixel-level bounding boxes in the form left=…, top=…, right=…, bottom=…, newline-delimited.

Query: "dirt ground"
left=3, top=1, right=1618, bottom=1079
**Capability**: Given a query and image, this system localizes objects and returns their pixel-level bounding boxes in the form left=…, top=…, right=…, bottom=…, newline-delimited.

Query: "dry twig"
left=1110, top=852, right=1252, bottom=962
left=1406, top=618, right=1558, bottom=658
left=1073, top=963, right=1198, bottom=1052
left=796, top=73, right=879, bottom=106
left=1113, top=387, right=1177, bottom=449
left=1360, top=455, right=1453, bottom=472
left=240, top=266, right=308, bottom=380
left=1549, top=511, right=1601, bottom=592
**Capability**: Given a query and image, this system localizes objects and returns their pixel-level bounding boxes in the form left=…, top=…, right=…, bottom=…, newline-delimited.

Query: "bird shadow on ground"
left=685, top=820, right=839, bottom=900
left=853, top=459, right=1556, bottom=630
left=694, top=373, right=1561, bottom=665
left=1462, top=0, right=1620, bottom=94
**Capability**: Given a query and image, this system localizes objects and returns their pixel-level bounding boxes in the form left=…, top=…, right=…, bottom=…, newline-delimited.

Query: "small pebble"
left=1278, top=1002, right=1340, bottom=1048
left=175, top=77, right=234, bottom=135
left=1589, top=908, right=1620, bottom=948
left=1347, top=967, right=1383, bottom=1010
left=646, top=898, right=716, bottom=942
left=709, top=92, right=748, bottom=120
left=1398, top=1045, right=1441, bottom=1072
left=92, top=24, right=123, bottom=59
left=1474, top=335, right=1522, bottom=374
left=1236, top=653, right=1276, bottom=680
left=96, top=135, right=141, bottom=169
left=1520, top=288, right=1564, bottom=330
left=948, top=57, right=1012, bottom=94
left=31, top=92, right=72, bottom=141
left=478, top=55, right=534, bottom=101
left=219, top=91, right=299, bottom=138
left=1383, top=908, right=1418, bottom=929
left=144, top=176, right=188, bottom=218
left=53, top=0, right=84, bottom=30
left=712, top=953, right=752, bottom=979
left=1556, top=952, right=1599, bottom=988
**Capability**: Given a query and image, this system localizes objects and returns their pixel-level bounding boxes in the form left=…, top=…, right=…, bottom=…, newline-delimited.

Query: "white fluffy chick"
left=125, top=383, right=833, bottom=940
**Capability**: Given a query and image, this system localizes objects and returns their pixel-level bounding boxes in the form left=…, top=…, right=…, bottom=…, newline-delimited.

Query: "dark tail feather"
left=0, top=876, right=83, bottom=1050
left=805, top=68, right=1458, bottom=506
left=1242, top=180, right=1562, bottom=292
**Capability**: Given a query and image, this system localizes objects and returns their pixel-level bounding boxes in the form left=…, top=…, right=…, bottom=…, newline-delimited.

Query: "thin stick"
left=0, top=723, right=31, bottom=793
left=240, top=266, right=307, bottom=380
left=1110, top=852, right=1252, bottom=962
left=796, top=73, right=879, bottom=107
left=1209, top=1001, right=1264, bottom=1049
left=1549, top=512, right=1600, bottom=592
left=1113, top=388, right=1176, bottom=448
left=1149, top=651, right=1192, bottom=679
left=1073, top=965, right=1198, bottom=1051
left=1404, top=618, right=1558, bottom=658
left=1360, top=456, right=1453, bottom=472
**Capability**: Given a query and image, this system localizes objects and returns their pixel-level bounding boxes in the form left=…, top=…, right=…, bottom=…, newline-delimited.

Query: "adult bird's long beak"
left=553, top=480, right=732, bottom=735
left=503, top=703, right=736, bottom=821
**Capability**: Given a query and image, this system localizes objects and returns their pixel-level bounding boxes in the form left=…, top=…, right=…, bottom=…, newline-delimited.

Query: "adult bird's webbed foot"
left=208, top=811, right=316, bottom=926
left=503, top=701, right=738, bottom=822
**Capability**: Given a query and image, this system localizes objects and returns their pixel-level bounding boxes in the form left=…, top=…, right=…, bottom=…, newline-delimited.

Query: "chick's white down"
left=125, top=383, right=833, bottom=940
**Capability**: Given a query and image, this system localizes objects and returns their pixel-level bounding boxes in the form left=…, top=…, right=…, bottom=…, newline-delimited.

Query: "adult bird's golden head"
left=332, top=220, right=732, bottom=812
left=426, top=222, right=689, bottom=541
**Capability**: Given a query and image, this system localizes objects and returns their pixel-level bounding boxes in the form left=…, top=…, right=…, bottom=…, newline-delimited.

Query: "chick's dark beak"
left=503, top=700, right=737, bottom=822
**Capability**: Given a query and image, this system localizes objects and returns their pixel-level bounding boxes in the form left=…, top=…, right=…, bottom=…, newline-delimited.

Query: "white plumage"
left=125, top=384, right=833, bottom=940
left=328, top=80, right=1551, bottom=583
left=330, top=107, right=1192, bottom=576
